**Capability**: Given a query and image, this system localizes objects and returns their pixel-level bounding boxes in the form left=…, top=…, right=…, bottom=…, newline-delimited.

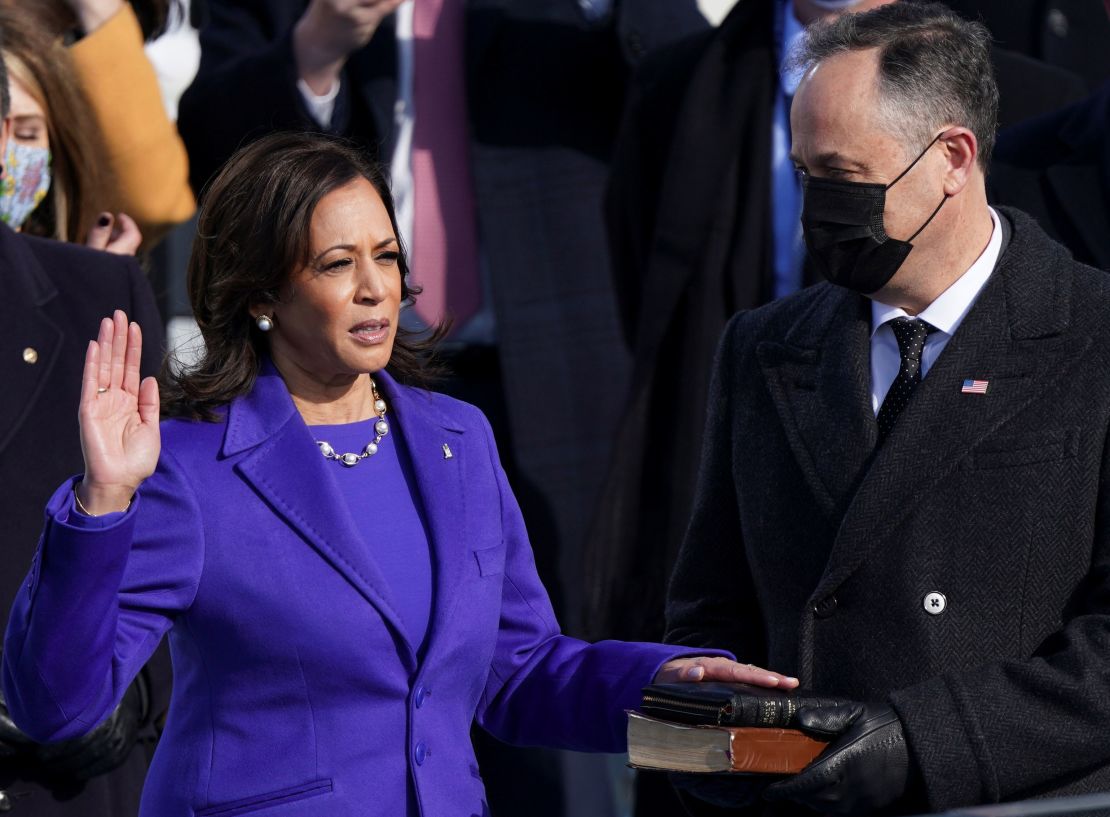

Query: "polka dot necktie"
left=876, top=317, right=937, bottom=439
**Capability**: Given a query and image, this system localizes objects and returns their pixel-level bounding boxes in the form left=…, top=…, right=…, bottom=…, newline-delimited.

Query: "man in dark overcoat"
left=667, top=4, right=1110, bottom=814
left=583, top=0, right=1086, bottom=654
left=0, top=50, right=166, bottom=815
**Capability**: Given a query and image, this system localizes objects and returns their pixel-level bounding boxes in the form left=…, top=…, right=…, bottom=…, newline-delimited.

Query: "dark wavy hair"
left=160, top=131, right=445, bottom=421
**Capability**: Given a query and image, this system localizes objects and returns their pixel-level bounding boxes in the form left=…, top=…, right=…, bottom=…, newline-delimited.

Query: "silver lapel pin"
left=442, top=443, right=453, bottom=460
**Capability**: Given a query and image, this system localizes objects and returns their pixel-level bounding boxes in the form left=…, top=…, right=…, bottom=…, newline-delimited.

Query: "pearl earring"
left=256, top=314, right=273, bottom=332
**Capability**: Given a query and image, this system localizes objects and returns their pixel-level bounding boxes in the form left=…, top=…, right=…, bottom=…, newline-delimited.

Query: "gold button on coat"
left=22, top=347, right=38, bottom=364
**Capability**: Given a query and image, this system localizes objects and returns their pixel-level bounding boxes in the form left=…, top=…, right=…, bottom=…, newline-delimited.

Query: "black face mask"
left=800, top=134, right=948, bottom=295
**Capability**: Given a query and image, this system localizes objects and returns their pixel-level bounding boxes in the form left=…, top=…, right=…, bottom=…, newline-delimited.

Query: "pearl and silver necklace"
left=315, top=378, right=389, bottom=467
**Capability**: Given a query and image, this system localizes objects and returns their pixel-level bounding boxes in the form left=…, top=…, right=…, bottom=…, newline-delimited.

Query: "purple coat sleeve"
left=470, top=413, right=732, bottom=753
left=2, top=448, right=203, bottom=743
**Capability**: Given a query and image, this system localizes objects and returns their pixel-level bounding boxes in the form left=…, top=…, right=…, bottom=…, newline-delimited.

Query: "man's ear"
left=939, top=127, right=978, bottom=197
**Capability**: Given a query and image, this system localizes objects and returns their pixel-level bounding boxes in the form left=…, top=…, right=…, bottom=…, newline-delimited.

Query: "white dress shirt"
left=870, top=206, right=1003, bottom=414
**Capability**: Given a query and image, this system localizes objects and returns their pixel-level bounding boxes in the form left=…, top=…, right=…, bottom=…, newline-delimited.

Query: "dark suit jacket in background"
left=990, top=81, right=1110, bottom=271
left=0, top=224, right=166, bottom=815
left=583, top=0, right=776, bottom=646
left=667, top=208, right=1110, bottom=813
left=942, top=0, right=1110, bottom=90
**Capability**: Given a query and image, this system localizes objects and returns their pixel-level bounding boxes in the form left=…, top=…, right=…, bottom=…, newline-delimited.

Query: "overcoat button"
left=1047, top=8, right=1068, bottom=38
left=22, top=347, right=37, bottom=364
left=414, top=742, right=428, bottom=765
left=923, top=592, right=947, bottom=615
left=813, top=596, right=838, bottom=619
left=414, top=686, right=428, bottom=709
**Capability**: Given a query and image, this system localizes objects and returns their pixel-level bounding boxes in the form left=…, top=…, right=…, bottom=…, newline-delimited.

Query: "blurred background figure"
left=0, top=9, right=110, bottom=247
left=176, top=2, right=710, bottom=815
left=987, top=0, right=1110, bottom=272
left=0, top=0, right=195, bottom=251
left=990, top=78, right=1110, bottom=271
left=944, top=0, right=1110, bottom=91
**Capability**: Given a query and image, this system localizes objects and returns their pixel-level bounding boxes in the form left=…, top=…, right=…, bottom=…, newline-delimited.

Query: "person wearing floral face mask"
left=0, top=7, right=142, bottom=254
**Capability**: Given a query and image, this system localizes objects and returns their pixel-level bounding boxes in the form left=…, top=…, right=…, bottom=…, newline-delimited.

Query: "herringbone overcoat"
left=667, top=207, right=1110, bottom=812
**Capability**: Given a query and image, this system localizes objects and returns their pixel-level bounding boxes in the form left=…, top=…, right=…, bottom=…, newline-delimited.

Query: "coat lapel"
left=0, top=226, right=64, bottom=459
left=812, top=211, right=1085, bottom=602
left=226, top=366, right=417, bottom=667
left=374, top=372, right=467, bottom=660
left=758, top=285, right=877, bottom=519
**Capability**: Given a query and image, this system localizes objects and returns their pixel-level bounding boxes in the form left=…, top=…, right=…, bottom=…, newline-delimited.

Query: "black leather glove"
left=763, top=702, right=912, bottom=815
left=33, top=674, right=148, bottom=780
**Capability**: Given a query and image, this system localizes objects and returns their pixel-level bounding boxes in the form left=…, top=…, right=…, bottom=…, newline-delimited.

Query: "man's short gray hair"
left=792, top=2, right=999, bottom=170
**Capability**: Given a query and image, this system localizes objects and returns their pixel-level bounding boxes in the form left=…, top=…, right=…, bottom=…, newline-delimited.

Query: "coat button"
left=414, top=742, right=428, bottom=765
left=22, top=347, right=38, bottom=364
left=627, top=30, right=644, bottom=57
left=1047, top=8, right=1068, bottom=37
left=813, top=596, right=838, bottom=619
left=414, top=686, right=428, bottom=709
left=923, top=592, right=947, bottom=615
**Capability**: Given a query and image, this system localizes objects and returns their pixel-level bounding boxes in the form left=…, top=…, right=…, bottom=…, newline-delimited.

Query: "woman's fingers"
left=97, top=316, right=112, bottom=390
left=85, top=212, right=113, bottom=251
left=109, top=310, right=128, bottom=390
left=105, top=213, right=142, bottom=257
left=655, top=656, right=799, bottom=688
left=123, top=321, right=142, bottom=395
left=138, top=376, right=160, bottom=427
left=80, top=340, right=100, bottom=407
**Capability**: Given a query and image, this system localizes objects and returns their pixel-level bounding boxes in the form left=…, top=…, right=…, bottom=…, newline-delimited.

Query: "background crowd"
left=0, top=0, right=1107, bottom=816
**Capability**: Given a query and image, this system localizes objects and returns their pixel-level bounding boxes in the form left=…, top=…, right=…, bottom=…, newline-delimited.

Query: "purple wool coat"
left=3, top=367, right=707, bottom=817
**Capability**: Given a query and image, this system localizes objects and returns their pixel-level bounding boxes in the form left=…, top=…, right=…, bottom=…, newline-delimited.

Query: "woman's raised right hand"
left=75, top=310, right=160, bottom=515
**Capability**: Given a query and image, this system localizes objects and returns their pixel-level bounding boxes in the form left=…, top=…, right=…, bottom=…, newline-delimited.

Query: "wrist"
left=293, top=17, right=346, bottom=95
left=75, top=480, right=134, bottom=516
left=72, top=0, right=124, bottom=35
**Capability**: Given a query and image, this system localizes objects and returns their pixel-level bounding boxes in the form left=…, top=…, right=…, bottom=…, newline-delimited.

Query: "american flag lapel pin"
left=961, top=379, right=989, bottom=395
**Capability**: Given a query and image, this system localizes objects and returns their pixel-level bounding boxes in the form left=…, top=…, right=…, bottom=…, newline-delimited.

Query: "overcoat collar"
left=224, top=364, right=467, bottom=672
left=0, top=223, right=63, bottom=459
left=761, top=209, right=1085, bottom=604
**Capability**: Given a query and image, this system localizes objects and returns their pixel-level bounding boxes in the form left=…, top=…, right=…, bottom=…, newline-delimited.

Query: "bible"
left=627, top=711, right=827, bottom=774
left=627, top=682, right=837, bottom=774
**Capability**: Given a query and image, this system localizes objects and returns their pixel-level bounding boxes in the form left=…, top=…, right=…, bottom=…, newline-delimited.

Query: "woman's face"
left=266, top=177, right=404, bottom=386
left=8, top=74, right=49, bottom=151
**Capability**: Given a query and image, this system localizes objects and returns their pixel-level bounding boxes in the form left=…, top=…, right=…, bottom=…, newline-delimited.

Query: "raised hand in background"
left=293, top=0, right=406, bottom=94
left=85, top=211, right=143, bottom=256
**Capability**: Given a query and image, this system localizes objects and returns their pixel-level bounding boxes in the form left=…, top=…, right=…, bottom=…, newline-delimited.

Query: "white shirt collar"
left=871, top=206, right=1003, bottom=338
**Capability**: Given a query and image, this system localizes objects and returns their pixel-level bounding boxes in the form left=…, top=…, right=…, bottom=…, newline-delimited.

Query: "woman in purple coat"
left=2, top=132, right=794, bottom=817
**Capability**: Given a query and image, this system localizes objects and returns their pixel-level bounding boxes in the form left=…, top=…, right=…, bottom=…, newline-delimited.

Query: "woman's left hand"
left=653, top=656, right=798, bottom=688
left=86, top=212, right=142, bottom=256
